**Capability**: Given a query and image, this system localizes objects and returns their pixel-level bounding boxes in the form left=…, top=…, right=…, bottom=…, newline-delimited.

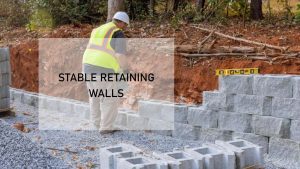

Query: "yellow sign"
left=216, top=68, right=259, bottom=76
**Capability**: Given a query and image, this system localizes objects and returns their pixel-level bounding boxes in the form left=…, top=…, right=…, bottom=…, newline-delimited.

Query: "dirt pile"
left=6, top=22, right=300, bottom=104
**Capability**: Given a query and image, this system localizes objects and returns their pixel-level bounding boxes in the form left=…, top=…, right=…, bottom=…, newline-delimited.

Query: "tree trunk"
left=250, top=0, right=263, bottom=20
left=166, top=0, right=175, bottom=12
left=149, top=0, right=155, bottom=16
left=174, top=0, right=180, bottom=11
left=107, top=0, right=125, bottom=22
left=196, top=0, right=205, bottom=13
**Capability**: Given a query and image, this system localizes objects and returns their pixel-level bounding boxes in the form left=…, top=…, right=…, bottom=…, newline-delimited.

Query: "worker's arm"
left=111, top=30, right=129, bottom=72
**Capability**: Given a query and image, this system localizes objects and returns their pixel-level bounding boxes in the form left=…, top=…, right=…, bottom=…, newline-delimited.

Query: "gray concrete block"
left=290, top=120, right=300, bottom=142
left=252, top=115, right=290, bottom=138
left=139, top=100, right=164, bottom=120
left=22, top=93, right=38, bottom=107
left=253, top=75, right=293, bottom=98
left=184, top=144, right=235, bottom=169
left=216, top=139, right=264, bottom=169
left=234, top=94, right=272, bottom=116
left=117, top=156, right=168, bottom=169
left=172, top=123, right=199, bottom=140
left=272, top=98, right=300, bottom=120
left=203, top=91, right=234, bottom=111
left=233, top=132, right=269, bottom=154
left=0, top=97, right=10, bottom=109
left=219, top=75, right=253, bottom=94
left=12, top=90, right=24, bottom=103
left=9, top=89, right=14, bottom=100
left=0, top=73, right=10, bottom=86
left=0, top=62, right=9, bottom=74
left=268, top=137, right=300, bottom=169
left=114, top=111, right=128, bottom=128
left=187, top=106, right=218, bottom=128
left=294, top=77, right=300, bottom=99
left=38, top=96, right=48, bottom=109
left=73, top=103, right=90, bottom=119
left=197, top=128, right=233, bottom=143
left=0, top=86, right=9, bottom=99
left=160, top=151, right=203, bottom=169
left=127, top=113, right=149, bottom=130
left=139, top=100, right=188, bottom=123
left=0, top=48, right=9, bottom=62
left=218, top=111, right=252, bottom=133
left=46, top=98, right=60, bottom=112
left=58, top=100, right=74, bottom=114
left=100, top=143, right=141, bottom=169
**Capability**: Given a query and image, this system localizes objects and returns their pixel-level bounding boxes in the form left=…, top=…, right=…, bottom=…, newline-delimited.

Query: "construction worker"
left=82, top=11, right=129, bottom=134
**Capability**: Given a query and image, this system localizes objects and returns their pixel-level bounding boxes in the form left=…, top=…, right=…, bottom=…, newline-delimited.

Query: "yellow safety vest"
left=82, top=22, right=121, bottom=73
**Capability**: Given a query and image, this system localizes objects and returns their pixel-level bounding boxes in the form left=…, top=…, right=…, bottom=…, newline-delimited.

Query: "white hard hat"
left=113, top=11, right=130, bottom=25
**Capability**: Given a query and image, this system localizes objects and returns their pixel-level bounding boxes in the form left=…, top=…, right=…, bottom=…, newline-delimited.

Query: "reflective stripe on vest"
left=82, top=22, right=121, bottom=73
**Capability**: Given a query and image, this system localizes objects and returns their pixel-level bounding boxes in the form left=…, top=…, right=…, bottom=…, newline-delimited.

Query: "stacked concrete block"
left=252, top=115, right=290, bottom=138
left=58, top=100, right=74, bottom=114
left=187, top=106, right=218, bottom=128
left=198, top=128, right=233, bottom=143
left=0, top=48, right=10, bottom=111
left=184, top=144, right=235, bottom=169
left=294, top=77, right=300, bottom=99
left=160, top=151, right=203, bottom=169
left=219, top=75, right=253, bottom=94
left=268, top=137, right=300, bottom=168
left=218, top=111, right=252, bottom=133
left=203, top=91, right=234, bottom=111
left=290, top=120, right=300, bottom=142
left=253, top=75, right=293, bottom=98
left=216, top=139, right=263, bottom=169
left=100, top=143, right=141, bottom=169
left=127, top=113, right=149, bottom=130
left=114, top=110, right=128, bottom=129
left=73, top=102, right=90, bottom=119
left=232, top=132, right=269, bottom=154
left=234, top=94, right=272, bottom=116
left=22, top=93, right=38, bottom=107
left=272, top=98, right=300, bottom=120
left=139, top=100, right=188, bottom=123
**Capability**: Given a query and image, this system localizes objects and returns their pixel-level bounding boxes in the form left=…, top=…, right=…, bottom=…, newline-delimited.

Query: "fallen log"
left=191, top=26, right=288, bottom=52
left=180, top=52, right=299, bottom=58
left=176, top=45, right=257, bottom=53
left=219, top=46, right=256, bottom=53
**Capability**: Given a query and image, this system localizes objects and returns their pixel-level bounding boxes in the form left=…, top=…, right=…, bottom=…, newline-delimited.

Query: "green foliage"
left=227, top=0, right=249, bottom=17
left=0, top=0, right=30, bottom=27
left=27, top=0, right=87, bottom=25
left=295, top=4, right=300, bottom=23
left=26, top=0, right=107, bottom=27
left=26, top=8, right=54, bottom=31
left=125, top=0, right=150, bottom=20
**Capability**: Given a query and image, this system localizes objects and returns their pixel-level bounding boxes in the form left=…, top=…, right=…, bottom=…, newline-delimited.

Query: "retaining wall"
left=9, top=74, right=300, bottom=168
left=0, top=48, right=10, bottom=111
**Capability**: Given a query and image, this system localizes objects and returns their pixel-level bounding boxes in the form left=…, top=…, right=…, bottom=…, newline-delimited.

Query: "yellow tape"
left=216, top=68, right=259, bottom=76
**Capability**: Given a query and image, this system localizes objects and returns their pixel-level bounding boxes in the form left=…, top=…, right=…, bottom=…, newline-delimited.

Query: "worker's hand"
left=115, top=53, right=129, bottom=71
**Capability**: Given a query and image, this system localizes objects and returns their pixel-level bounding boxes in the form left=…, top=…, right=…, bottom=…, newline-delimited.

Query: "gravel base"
left=0, top=120, right=70, bottom=169
left=0, top=101, right=284, bottom=169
